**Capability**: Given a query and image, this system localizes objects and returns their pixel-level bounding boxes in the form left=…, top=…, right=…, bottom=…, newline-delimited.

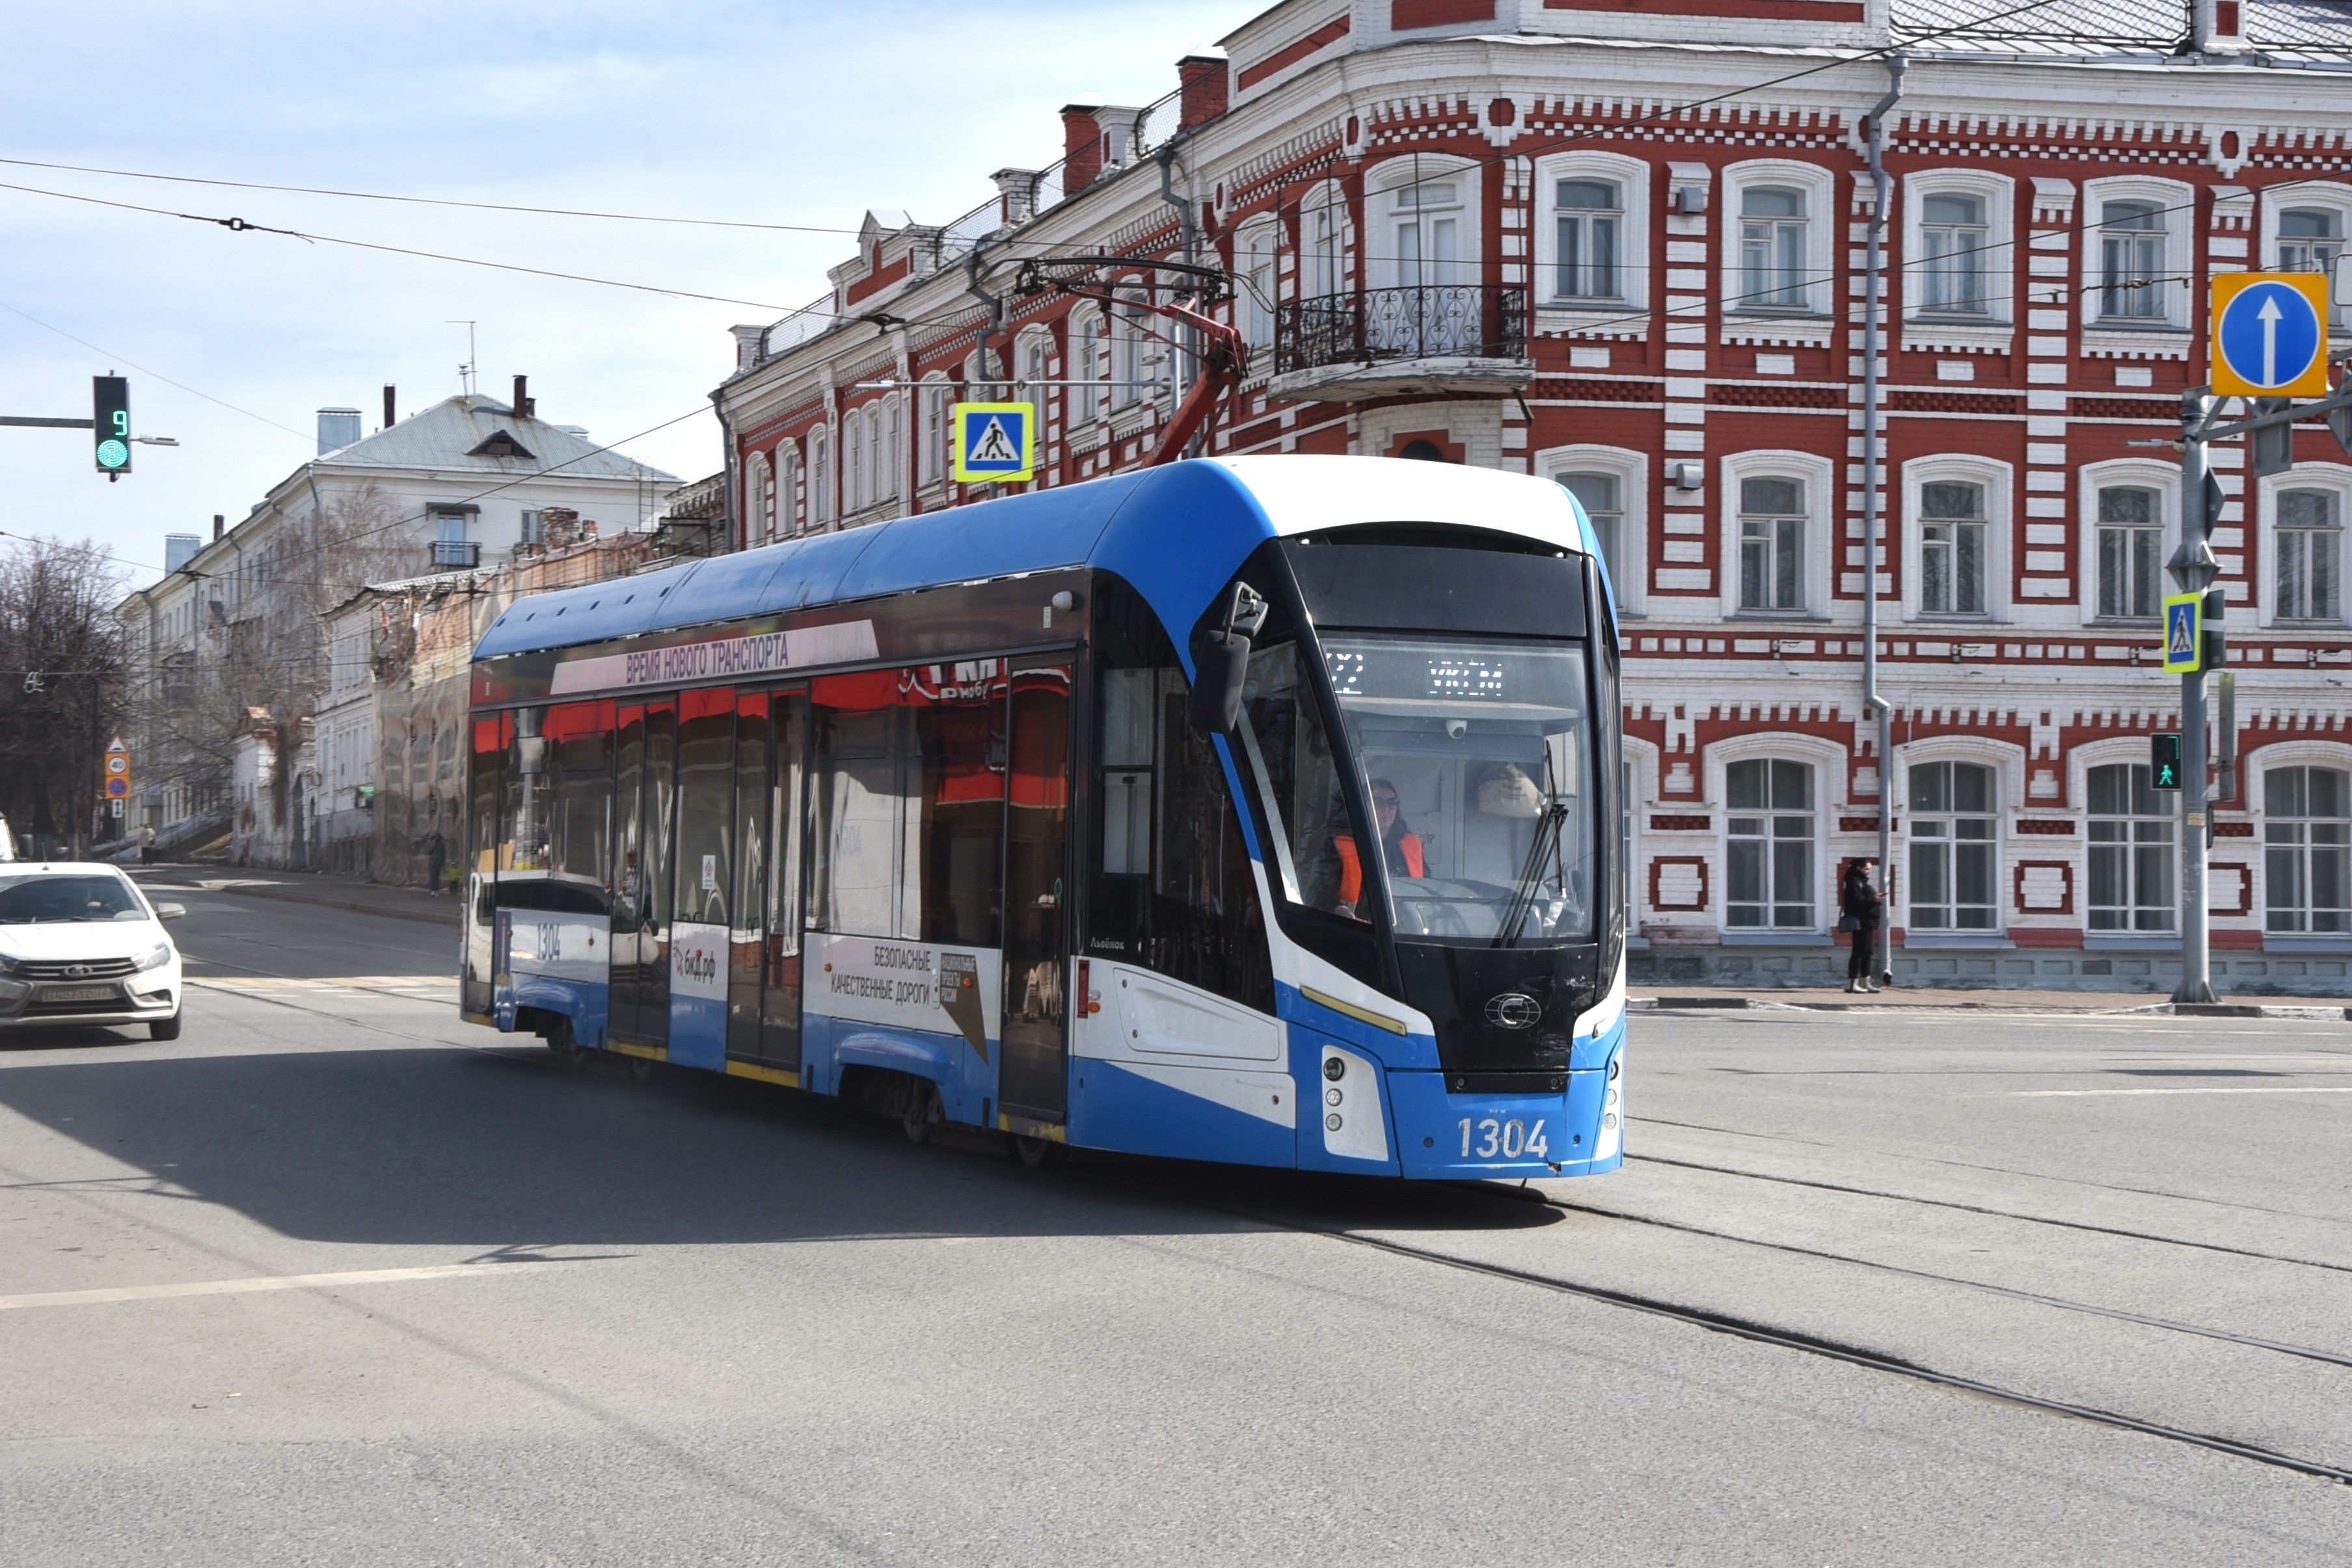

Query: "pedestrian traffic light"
left=2151, top=732, right=2183, bottom=791
left=92, top=375, right=130, bottom=476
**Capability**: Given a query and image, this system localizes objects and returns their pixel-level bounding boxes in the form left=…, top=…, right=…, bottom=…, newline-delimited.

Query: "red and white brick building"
left=714, top=0, right=2352, bottom=994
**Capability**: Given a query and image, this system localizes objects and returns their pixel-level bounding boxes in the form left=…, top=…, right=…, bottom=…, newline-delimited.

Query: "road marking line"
left=0, top=1263, right=532, bottom=1311
left=2007, top=1085, right=2352, bottom=1098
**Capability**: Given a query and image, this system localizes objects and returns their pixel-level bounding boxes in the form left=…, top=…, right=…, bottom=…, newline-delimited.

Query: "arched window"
left=1237, top=223, right=1278, bottom=349
left=1075, top=311, right=1108, bottom=421
left=1557, top=472, right=1623, bottom=587
left=845, top=409, right=867, bottom=513
left=1725, top=759, right=1814, bottom=929
left=1910, top=761, right=1997, bottom=930
left=1302, top=185, right=1349, bottom=301
left=2096, top=485, right=2163, bottom=619
left=2278, top=208, right=2342, bottom=277
left=1113, top=288, right=1147, bottom=409
left=746, top=451, right=773, bottom=544
left=920, top=379, right=949, bottom=486
left=776, top=444, right=800, bottom=535
left=809, top=427, right=830, bottom=526
left=1554, top=178, right=1622, bottom=302
left=1738, top=476, right=1807, bottom=612
left=878, top=395, right=900, bottom=502
left=2099, top=200, right=2166, bottom=321
left=1739, top=187, right=1809, bottom=310
left=2266, top=766, right=2351, bottom=934
left=2088, top=763, right=2174, bottom=932
left=2277, top=489, right=2343, bottom=621
left=1919, top=480, right=1987, bottom=615
left=1919, top=193, right=1988, bottom=315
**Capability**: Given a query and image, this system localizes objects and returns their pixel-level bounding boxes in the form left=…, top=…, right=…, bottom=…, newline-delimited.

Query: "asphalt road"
left=2, top=888, right=2348, bottom=1565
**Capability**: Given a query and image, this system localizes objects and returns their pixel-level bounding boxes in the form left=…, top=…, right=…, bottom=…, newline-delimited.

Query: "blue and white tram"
left=463, top=455, right=1628, bottom=1179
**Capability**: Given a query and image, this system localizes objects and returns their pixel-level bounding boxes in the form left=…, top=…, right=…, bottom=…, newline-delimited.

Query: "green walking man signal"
left=2150, top=733, right=2183, bottom=791
left=92, top=375, right=131, bottom=476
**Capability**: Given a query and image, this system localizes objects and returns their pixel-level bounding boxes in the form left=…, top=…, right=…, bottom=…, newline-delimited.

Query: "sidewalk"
left=1631, top=986, right=2352, bottom=1020
left=131, top=865, right=461, bottom=929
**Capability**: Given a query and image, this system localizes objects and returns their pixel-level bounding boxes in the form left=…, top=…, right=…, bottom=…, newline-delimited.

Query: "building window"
left=1238, top=224, right=1277, bottom=349
left=1739, top=187, right=1809, bottom=312
left=1909, top=761, right=1997, bottom=931
left=1725, top=759, right=1815, bottom=929
left=2277, top=489, right=2343, bottom=621
left=1113, top=292, right=1146, bottom=409
left=810, top=428, right=829, bottom=526
left=1919, top=480, right=1986, bottom=615
left=1919, top=193, right=1988, bottom=315
left=2096, top=485, right=2163, bottom=619
left=1391, top=179, right=1466, bottom=290
left=1304, top=192, right=1348, bottom=300
left=1554, top=179, right=1621, bottom=301
left=2088, top=763, right=2174, bottom=932
left=2266, top=766, right=2351, bottom=934
left=2099, top=201, right=2165, bottom=321
left=1557, top=472, right=1622, bottom=589
left=2278, top=208, right=2344, bottom=276
left=920, top=383, right=947, bottom=486
left=1075, top=314, right=1107, bottom=421
left=1738, top=477, right=1805, bottom=612
left=520, top=509, right=545, bottom=546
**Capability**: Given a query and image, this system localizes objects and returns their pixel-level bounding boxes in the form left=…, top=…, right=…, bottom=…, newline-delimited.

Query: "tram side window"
left=502, top=708, right=552, bottom=874
left=808, top=666, right=1006, bottom=947
left=1087, top=579, right=1274, bottom=1011
left=675, top=687, right=737, bottom=928
left=542, top=700, right=612, bottom=913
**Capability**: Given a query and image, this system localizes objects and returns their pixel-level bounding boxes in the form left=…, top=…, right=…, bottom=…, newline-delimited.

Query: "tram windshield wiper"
left=1491, top=801, right=1569, bottom=949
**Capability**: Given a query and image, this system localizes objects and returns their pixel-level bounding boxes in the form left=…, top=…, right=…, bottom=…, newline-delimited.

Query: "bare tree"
left=0, top=536, right=128, bottom=854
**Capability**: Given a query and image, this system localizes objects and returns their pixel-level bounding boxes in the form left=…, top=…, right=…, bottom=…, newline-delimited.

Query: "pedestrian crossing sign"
left=2162, top=591, right=2203, bottom=674
left=951, top=402, right=1035, bottom=483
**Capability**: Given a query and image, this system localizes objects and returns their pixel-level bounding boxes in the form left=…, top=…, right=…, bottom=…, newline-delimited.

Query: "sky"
left=0, top=1, right=1244, bottom=592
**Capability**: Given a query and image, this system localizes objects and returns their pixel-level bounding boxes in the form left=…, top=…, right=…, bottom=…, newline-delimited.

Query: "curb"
left=135, top=872, right=460, bottom=930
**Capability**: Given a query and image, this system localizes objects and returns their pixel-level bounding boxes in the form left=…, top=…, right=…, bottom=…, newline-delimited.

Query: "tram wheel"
left=545, top=1021, right=586, bottom=1068
left=1013, top=1134, right=1066, bottom=1170
left=628, top=1053, right=656, bottom=1084
left=902, top=1085, right=940, bottom=1144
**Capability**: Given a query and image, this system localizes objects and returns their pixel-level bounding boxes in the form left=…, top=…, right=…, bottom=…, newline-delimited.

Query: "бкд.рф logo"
left=1483, top=992, right=1542, bottom=1029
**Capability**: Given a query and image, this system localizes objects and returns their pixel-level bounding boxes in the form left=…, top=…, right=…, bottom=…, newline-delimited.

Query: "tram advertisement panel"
left=807, top=932, right=1003, bottom=1064
left=668, top=921, right=729, bottom=1070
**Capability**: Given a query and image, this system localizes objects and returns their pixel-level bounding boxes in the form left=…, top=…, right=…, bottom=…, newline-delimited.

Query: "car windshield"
left=1321, top=634, right=1595, bottom=943
left=0, top=874, right=150, bottom=923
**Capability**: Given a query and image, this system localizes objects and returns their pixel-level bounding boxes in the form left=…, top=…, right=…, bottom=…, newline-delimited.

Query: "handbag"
left=1836, top=913, right=1860, bottom=933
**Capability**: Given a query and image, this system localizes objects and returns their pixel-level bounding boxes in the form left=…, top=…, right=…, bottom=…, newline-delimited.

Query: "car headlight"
left=133, top=940, right=174, bottom=973
left=0, top=953, right=19, bottom=976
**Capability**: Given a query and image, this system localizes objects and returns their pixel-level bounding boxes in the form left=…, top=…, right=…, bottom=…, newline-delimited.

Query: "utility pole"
left=2169, top=390, right=2220, bottom=1004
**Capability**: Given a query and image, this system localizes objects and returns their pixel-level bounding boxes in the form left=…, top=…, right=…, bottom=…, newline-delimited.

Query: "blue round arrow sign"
left=2217, top=279, right=2323, bottom=391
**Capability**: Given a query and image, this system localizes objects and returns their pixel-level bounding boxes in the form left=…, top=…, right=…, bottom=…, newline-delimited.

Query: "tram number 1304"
left=1459, top=1116, right=1549, bottom=1160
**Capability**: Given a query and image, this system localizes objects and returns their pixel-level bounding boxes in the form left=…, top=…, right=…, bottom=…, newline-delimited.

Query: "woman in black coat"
left=1842, top=858, right=1884, bottom=994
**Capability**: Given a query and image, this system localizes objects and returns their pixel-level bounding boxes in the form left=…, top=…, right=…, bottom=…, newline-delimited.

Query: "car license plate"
left=43, top=986, right=118, bottom=1004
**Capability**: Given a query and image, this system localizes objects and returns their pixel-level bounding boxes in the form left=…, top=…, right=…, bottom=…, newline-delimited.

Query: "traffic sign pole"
left=2170, top=391, right=2217, bottom=1005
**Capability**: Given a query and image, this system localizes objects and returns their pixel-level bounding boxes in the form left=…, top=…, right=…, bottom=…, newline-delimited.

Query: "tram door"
left=997, top=661, right=1072, bottom=1127
left=751, top=690, right=807, bottom=1070
left=609, top=699, right=676, bottom=1049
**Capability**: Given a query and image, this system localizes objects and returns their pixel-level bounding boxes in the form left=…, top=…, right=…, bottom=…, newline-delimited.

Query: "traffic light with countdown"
left=92, top=375, right=131, bottom=476
left=2150, top=732, right=2183, bottom=791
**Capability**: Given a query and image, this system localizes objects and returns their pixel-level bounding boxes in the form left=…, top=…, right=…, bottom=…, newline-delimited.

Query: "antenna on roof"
left=447, top=319, right=478, bottom=395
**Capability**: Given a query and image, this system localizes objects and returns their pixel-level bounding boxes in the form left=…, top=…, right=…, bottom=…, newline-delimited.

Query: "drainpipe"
left=1157, top=141, right=1201, bottom=448
left=1862, top=56, right=1906, bottom=932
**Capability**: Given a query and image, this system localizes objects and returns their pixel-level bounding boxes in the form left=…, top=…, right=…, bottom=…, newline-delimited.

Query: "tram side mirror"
left=1189, top=582, right=1269, bottom=735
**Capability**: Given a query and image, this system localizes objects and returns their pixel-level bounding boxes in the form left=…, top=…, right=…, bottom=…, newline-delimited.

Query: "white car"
left=0, top=863, right=186, bottom=1040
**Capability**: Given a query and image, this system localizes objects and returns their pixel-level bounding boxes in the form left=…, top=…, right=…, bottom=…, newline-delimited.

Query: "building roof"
left=1891, top=0, right=2352, bottom=62
left=316, top=394, right=675, bottom=485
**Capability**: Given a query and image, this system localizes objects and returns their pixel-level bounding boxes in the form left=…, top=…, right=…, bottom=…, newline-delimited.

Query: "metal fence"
left=1274, top=285, right=1531, bottom=375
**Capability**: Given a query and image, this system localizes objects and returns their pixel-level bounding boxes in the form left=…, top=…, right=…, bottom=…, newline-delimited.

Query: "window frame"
left=1718, top=448, right=1832, bottom=619
left=1902, top=170, right=2014, bottom=325
left=1710, top=744, right=1832, bottom=936
left=2079, top=176, right=2195, bottom=334
left=1364, top=155, right=1480, bottom=293
left=2257, top=465, right=2350, bottom=627
left=2077, top=458, right=2178, bottom=625
left=2262, top=758, right=2352, bottom=937
left=1901, top=455, right=2012, bottom=622
left=2262, top=182, right=2352, bottom=326
left=1533, top=150, right=1650, bottom=325
left=1537, top=443, right=1648, bottom=618
left=1234, top=218, right=1280, bottom=351
left=1296, top=177, right=1356, bottom=303
left=1722, top=160, right=1836, bottom=319
left=2085, top=757, right=2176, bottom=935
left=1904, top=758, right=2003, bottom=934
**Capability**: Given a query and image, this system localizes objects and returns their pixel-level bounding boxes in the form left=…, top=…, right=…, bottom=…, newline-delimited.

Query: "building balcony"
left=429, top=539, right=481, bottom=569
left=1268, top=284, right=1533, bottom=403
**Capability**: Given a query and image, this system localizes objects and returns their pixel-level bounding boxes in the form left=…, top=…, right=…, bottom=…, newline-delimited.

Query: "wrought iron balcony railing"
left=1273, top=284, right=1528, bottom=375
left=430, top=539, right=481, bottom=569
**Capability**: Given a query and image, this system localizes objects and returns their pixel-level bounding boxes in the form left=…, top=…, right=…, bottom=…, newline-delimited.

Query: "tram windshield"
left=1241, top=634, right=1595, bottom=945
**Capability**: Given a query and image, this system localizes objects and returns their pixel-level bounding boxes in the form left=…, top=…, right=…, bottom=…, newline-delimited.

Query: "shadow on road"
left=0, top=1042, right=1565, bottom=1248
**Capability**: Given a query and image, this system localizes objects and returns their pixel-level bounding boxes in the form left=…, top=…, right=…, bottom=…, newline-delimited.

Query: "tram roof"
left=473, top=455, right=1590, bottom=662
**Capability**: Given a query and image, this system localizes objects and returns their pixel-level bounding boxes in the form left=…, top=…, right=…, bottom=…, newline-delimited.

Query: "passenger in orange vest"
left=1334, top=778, right=1425, bottom=919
